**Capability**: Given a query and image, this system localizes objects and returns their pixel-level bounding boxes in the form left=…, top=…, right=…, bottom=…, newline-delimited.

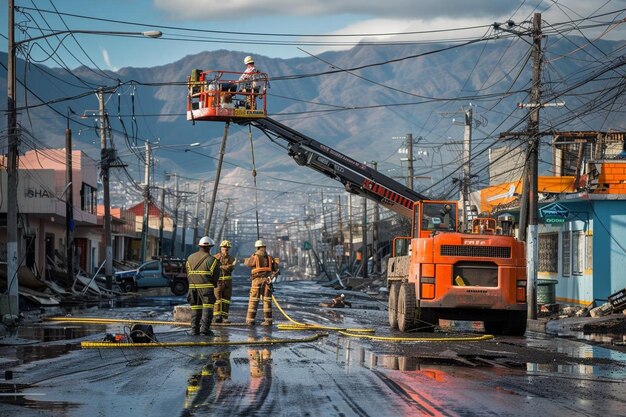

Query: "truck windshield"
left=422, top=202, right=457, bottom=232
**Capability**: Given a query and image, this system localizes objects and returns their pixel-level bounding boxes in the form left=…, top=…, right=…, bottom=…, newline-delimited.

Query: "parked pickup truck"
left=114, top=257, right=189, bottom=296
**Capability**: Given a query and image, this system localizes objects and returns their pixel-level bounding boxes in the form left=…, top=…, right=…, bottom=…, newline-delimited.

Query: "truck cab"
left=115, top=257, right=189, bottom=296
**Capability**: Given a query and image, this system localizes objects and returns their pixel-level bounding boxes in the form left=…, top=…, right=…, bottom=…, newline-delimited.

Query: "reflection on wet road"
left=1, top=280, right=625, bottom=417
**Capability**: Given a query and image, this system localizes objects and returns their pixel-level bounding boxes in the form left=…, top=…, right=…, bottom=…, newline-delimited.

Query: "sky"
left=2, top=0, right=626, bottom=71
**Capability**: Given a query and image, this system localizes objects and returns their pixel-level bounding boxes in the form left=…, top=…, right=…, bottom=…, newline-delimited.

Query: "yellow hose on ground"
left=338, top=331, right=494, bottom=342
left=50, top=296, right=496, bottom=344
left=44, top=317, right=247, bottom=327
left=81, top=333, right=326, bottom=349
left=271, top=294, right=375, bottom=333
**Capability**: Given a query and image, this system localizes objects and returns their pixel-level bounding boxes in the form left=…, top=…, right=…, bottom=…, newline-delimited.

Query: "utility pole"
left=170, top=173, right=179, bottom=257
left=462, top=107, right=473, bottom=228
left=192, top=181, right=203, bottom=247
left=348, top=194, right=354, bottom=272
left=6, top=0, right=20, bottom=316
left=217, top=199, right=231, bottom=244
left=205, top=121, right=230, bottom=235
left=181, top=183, right=188, bottom=255
left=158, top=186, right=165, bottom=256
left=65, top=113, right=74, bottom=284
left=98, top=88, right=113, bottom=290
left=526, top=13, right=543, bottom=320
left=371, top=161, right=380, bottom=276
left=361, top=181, right=368, bottom=279
left=406, top=133, right=414, bottom=190
left=337, top=195, right=344, bottom=269
left=140, top=141, right=151, bottom=262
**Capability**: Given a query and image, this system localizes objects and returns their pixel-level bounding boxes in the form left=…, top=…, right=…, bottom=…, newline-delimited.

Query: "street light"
left=5, top=0, right=162, bottom=316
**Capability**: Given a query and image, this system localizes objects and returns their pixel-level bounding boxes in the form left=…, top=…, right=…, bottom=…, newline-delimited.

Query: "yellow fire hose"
left=81, top=333, right=325, bottom=349
left=271, top=295, right=375, bottom=333
left=48, top=294, right=494, bottom=346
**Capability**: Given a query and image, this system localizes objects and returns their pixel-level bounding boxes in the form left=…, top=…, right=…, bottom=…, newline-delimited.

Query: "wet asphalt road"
left=1, top=276, right=626, bottom=417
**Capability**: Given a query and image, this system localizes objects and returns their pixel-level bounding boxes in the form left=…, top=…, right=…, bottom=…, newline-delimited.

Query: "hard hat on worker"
left=220, top=240, right=232, bottom=248
left=244, top=55, right=255, bottom=65
left=199, top=236, right=215, bottom=247
left=254, top=239, right=266, bottom=248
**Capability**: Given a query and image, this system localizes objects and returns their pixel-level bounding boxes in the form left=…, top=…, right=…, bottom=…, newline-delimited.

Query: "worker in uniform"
left=213, top=240, right=236, bottom=323
left=186, top=236, right=220, bottom=336
left=244, top=239, right=279, bottom=326
left=238, top=55, right=260, bottom=109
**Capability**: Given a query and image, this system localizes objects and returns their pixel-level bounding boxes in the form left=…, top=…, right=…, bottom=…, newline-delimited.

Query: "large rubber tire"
left=388, top=282, right=401, bottom=330
left=121, top=280, right=136, bottom=293
left=483, top=320, right=504, bottom=335
left=171, top=279, right=189, bottom=296
left=397, top=282, right=417, bottom=332
left=502, top=311, right=527, bottom=336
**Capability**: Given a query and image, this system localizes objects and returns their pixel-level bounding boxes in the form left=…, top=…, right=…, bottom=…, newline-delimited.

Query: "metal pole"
left=407, top=133, right=414, bottom=191
left=158, top=186, right=165, bottom=256
left=205, top=121, right=230, bottom=235
left=348, top=194, right=354, bottom=272
left=6, top=0, right=20, bottom=316
left=98, top=88, right=113, bottom=289
left=192, top=181, right=203, bottom=246
left=170, top=173, right=179, bottom=256
left=371, top=161, right=380, bottom=276
left=65, top=114, right=74, bottom=284
left=526, top=12, right=542, bottom=320
left=140, top=141, right=151, bottom=262
left=462, top=107, right=473, bottom=227
left=217, top=200, right=231, bottom=244
left=361, top=181, right=368, bottom=279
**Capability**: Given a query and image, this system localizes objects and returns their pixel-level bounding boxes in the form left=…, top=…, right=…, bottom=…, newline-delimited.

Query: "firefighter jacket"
left=186, top=250, right=220, bottom=289
left=214, top=253, right=236, bottom=280
left=244, top=248, right=278, bottom=279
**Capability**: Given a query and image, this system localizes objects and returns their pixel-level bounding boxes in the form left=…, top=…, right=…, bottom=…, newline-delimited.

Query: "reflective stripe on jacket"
left=186, top=250, right=219, bottom=287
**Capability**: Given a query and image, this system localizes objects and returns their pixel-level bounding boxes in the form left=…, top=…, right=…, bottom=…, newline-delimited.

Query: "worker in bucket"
left=238, top=55, right=261, bottom=109
left=213, top=240, right=236, bottom=324
left=186, top=236, right=220, bottom=336
left=244, top=239, right=279, bottom=326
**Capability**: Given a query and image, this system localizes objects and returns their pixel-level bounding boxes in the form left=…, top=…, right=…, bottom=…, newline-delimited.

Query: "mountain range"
left=2, top=35, right=624, bottom=222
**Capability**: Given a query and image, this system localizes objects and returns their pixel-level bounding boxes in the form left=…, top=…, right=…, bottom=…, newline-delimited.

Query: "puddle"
left=560, top=330, right=626, bottom=347
left=0, top=383, right=78, bottom=412
left=181, top=348, right=271, bottom=411
left=527, top=342, right=626, bottom=379
left=15, top=324, right=105, bottom=342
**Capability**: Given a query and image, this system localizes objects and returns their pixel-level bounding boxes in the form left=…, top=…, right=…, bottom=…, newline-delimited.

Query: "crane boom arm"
left=244, top=117, right=428, bottom=219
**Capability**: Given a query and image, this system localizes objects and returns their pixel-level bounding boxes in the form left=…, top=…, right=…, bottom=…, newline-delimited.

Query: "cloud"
left=101, top=48, right=118, bottom=72
left=154, top=0, right=521, bottom=20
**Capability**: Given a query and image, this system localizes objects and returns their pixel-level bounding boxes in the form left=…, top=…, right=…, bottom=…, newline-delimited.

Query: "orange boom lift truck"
left=187, top=69, right=527, bottom=336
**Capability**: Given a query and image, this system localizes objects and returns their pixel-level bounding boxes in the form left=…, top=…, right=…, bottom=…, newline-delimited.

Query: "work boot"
left=201, top=330, right=215, bottom=337
left=213, top=316, right=223, bottom=324
left=260, top=320, right=273, bottom=326
left=191, top=328, right=200, bottom=336
left=246, top=320, right=256, bottom=326
left=221, top=319, right=230, bottom=324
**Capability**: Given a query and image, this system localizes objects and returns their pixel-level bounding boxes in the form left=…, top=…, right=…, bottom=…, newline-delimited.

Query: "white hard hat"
left=340, top=294, right=345, bottom=298
left=244, top=55, right=255, bottom=65
left=254, top=239, right=266, bottom=248
left=199, top=236, right=215, bottom=247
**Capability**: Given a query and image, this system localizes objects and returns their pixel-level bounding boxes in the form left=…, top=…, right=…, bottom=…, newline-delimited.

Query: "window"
left=572, top=231, right=584, bottom=275
left=81, top=183, right=97, bottom=215
left=538, top=233, right=558, bottom=272
left=585, top=233, right=593, bottom=271
left=562, top=231, right=571, bottom=277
